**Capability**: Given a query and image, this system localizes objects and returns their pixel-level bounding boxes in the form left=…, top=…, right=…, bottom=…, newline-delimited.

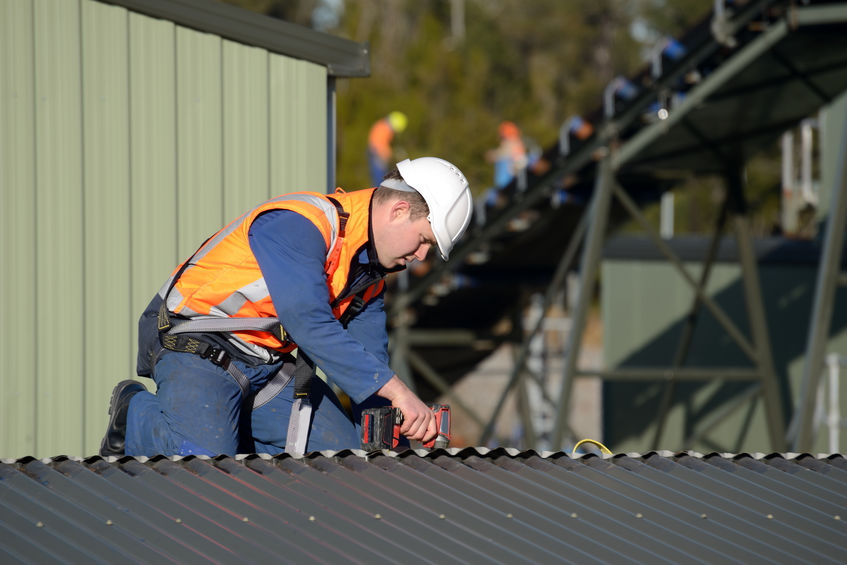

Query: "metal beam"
left=727, top=166, right=786, bottom=451
left=651, top=197, right=730, bottom=449
left=578, top=368, right=761, bottom=381
left=478, top=215, right=588, bottom=445
left=551, top=157, right=615, bottom=449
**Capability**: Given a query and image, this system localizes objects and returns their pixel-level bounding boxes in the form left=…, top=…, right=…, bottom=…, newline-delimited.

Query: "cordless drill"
left=361, top=403, right=450, bottom=451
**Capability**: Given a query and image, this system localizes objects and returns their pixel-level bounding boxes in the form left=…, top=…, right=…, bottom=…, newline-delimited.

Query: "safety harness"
left=155, top=196, right=372, bottom=455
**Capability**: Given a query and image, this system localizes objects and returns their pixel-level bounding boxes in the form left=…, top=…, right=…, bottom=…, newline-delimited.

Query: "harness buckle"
left=202, top=346, right=230, bottom=368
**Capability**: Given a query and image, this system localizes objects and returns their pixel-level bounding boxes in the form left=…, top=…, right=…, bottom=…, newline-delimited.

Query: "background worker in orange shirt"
left=368, top=110, right=408, bottom=186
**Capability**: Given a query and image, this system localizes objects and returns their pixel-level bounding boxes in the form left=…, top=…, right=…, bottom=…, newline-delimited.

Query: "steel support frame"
left=651, top=197, right=730, bottom=448
left=478, top=215, right=588, bottom=445
left=550, top=152, right=786, bottom=451
left=388, top=2, right=847, bottom=452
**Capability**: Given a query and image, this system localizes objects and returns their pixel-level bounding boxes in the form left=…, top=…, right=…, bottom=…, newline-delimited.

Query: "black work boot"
left=99, top=380, right=147, bottom=457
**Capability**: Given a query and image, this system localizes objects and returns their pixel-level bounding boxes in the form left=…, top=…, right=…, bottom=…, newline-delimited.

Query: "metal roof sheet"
left=1, top=449, right=845, bottom=564
left=97, top=0, right=370, bottom=77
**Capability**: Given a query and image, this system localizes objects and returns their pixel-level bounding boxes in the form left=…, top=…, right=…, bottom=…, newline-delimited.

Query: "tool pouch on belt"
left=136, top=293, right=166, bottom=378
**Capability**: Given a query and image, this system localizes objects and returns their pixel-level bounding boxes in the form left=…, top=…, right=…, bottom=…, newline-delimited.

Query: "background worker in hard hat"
left=486, top=120, right=529, bottom=190
left=100, top=156, right=473, bottom=457
left=368, top=110, right=408, bottom=187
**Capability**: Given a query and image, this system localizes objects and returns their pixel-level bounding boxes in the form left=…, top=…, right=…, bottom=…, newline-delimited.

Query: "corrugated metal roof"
left=1, top=449, right=845, bottom=564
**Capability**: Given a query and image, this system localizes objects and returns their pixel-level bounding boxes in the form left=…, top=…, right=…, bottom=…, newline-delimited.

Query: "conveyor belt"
left=388, top=0, right=847, bottom=398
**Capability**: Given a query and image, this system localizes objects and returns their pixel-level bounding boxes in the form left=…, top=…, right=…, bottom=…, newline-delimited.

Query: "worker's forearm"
left=376, top=374, right=411, bottom=403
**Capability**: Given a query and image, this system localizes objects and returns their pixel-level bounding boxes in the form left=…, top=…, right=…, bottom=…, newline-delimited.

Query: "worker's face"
left=376, top=201, right=437, bottom=269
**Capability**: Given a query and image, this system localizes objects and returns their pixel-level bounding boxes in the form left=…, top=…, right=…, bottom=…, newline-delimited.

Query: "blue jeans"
left=251, top=376, right=391, bottom=454
left=126, top=349, right=392, bottom=455
left=126, top=350, right=282, bottom=456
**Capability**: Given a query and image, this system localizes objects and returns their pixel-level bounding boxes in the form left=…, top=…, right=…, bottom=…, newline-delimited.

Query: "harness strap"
left=160, top=333, right=251, bottom=403
left=337, top=294, right=366, bottom=328
left=285, top=352, right=317, bottom=457
left=253, top=360, right=295, bottom=410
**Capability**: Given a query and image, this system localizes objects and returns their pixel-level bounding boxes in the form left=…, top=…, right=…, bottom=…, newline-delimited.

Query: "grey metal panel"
left=47, top=458, right=210, bottom=563
left=491, top=454, right=752, bottom=564
left=97, top=0, right=369, bottom=77
left=335, top=454, right=552, bottom=564
left=203, top=457, right=432, bottom=564
left=586, top=455, right=791, bottom=562
left=529, top=455, right=776, bottom=562
left=1, top=451, right=846, bottom=565
left=0, top=0, right=37, bottom=457
left=450, top=454, right=681, bottom=564
left=0, top=461, right=162, bottom=562
left=247, top=456, right=492, bottom=564
left=613, top=454, right=845, bottom=563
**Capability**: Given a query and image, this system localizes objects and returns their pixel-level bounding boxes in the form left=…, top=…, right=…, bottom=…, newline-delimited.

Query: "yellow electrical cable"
left=572, top=438, right=612, bottom=456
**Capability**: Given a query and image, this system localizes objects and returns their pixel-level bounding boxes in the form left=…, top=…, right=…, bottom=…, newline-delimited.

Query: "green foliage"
left=223, top=0, right=786, bottom=236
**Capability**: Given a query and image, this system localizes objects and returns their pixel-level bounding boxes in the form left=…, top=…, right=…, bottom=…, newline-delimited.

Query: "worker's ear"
left=390, top=199, right=411, bottom=221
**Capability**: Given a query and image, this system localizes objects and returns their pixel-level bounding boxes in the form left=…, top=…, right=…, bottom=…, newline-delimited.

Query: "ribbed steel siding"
left=0, top=0, right=328, bottom=458
left=0, top=0, right=39, bottom=462
left=0, top=451, right=845, bottom=564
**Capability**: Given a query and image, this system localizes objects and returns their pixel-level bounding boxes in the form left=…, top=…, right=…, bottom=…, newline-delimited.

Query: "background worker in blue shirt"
left=100, top=157, right=473, bottom=457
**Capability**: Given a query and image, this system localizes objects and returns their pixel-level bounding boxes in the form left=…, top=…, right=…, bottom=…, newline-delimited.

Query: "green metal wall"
left=0, top=0, right=328, bottom=457
left=602, top=251, right=847, bottom=454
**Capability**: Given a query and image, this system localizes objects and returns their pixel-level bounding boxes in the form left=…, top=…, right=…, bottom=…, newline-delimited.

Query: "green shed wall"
left=0, top=0, right=328, bottom=457
left=602, top=249, right=847, bottom=454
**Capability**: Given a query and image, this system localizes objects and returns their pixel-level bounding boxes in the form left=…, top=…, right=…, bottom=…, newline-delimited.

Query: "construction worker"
left=100, top=156, right=473, bottom=456
left=368, top=110, right=408, bottom=187
left=487, top=120, right=529, bottom=189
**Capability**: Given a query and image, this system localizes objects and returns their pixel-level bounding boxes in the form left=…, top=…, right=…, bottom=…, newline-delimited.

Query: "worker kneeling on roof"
left=100, top=157, right=472, bottom=457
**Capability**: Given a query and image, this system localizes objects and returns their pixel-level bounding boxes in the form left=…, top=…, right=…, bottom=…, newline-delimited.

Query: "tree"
left=224, top=0, right=785, bottom=236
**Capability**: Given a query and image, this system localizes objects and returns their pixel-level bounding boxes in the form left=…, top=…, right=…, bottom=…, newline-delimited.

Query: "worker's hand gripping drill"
left=361, top=404, right=451, bottom=452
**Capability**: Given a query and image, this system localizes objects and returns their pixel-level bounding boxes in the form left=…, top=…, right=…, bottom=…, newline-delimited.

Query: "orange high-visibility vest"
left=161, top=188, right=385, bottom=359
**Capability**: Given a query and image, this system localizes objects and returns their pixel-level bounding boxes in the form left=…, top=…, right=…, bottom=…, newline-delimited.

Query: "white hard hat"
left=393, top=157, right=473, bottom=261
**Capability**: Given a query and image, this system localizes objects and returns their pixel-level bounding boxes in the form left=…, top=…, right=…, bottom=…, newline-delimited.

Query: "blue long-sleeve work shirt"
left=248, top=209, right=395, bottom=404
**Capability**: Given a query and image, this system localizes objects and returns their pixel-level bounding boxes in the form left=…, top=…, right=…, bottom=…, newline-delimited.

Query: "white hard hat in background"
left=395, top=157, right=473, bottom=261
